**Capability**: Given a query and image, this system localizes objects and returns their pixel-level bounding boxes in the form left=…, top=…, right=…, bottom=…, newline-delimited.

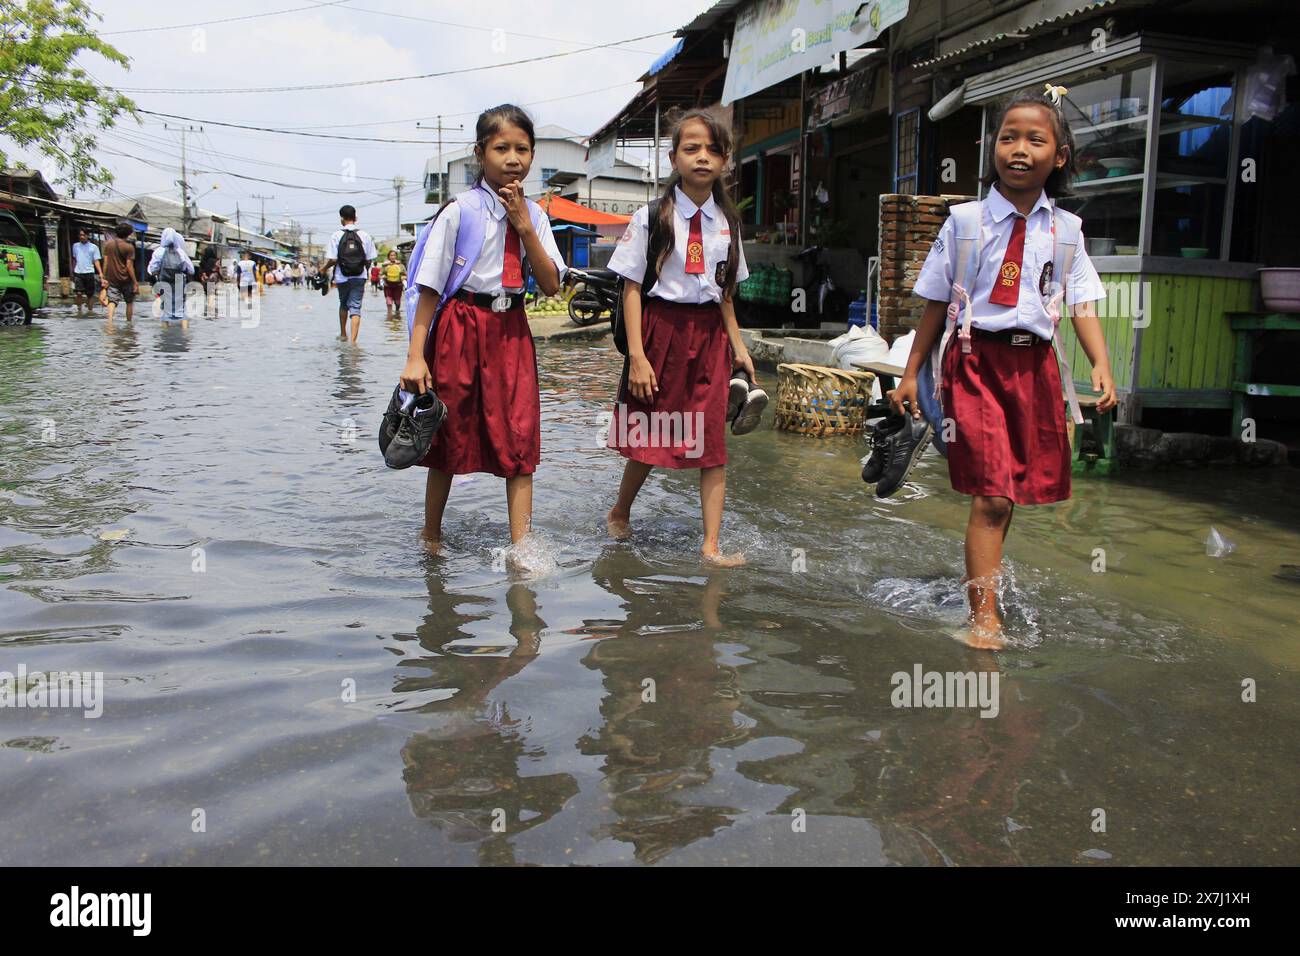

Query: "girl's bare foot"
left=702, top=548, right=746, bottom=568
left=419, top=529, right=442, bottom=556
left=962, top=583, right=1004, bottom=649
left=606, top=508, right=632, bottom=541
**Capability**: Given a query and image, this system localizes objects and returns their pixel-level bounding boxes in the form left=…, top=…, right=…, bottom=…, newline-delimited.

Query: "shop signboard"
left=722, top=0, right=907, bottom=105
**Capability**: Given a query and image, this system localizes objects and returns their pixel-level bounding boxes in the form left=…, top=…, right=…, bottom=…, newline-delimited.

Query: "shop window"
left=894, top=108, right=919, bottom=194
left=739, top=157, right=759, bottom=225
left=1150, top=66, right=1234, bottom=258
left=1055, top=63, right=1153, bottom=253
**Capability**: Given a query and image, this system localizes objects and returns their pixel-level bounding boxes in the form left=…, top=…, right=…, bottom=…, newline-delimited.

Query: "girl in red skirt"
left=400, top=104, right=566, bottom=553
left=892, top=86, right=1117, bottom=647
left=605, top=108, right=757, bottom=567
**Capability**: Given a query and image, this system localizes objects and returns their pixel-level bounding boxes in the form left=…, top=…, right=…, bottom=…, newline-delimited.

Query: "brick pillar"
left=876, top=193, right=975, bottom=342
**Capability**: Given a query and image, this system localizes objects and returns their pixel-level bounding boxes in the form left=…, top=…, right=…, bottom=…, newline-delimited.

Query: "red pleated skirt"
left=607, top=298, right=732, bottom=469
left=942, top=333, right=1071, bottom=504
left=417, top=296, right=540, bottom=478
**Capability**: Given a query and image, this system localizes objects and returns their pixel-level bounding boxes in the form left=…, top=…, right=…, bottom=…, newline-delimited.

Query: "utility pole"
left=417, top=116, right=464, bottom=205
left=236, top=203, right=242, bottom=242
left=250, top=193, right=274, bottom=235
left=164, top=122, right=202, bottom=236
left=306, top=228, right=313, bottom=262
left=393, top=175, right=406, bottom=244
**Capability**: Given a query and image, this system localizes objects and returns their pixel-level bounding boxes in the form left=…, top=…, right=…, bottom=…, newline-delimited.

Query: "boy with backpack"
left=321, top=204, right=377, bottom=342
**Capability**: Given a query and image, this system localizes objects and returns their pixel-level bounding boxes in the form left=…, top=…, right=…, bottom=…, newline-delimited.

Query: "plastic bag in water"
left=1205, top=526, right=1236, bottom=558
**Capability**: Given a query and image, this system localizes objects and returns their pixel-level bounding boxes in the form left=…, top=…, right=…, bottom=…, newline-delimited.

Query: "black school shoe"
left=874, top=414, right=933, bottom=498
left=382, top=388, right=447, bottom=469
left=861, top=415, right=899, bottom=484
left=728, top=369, right=751, bottom=423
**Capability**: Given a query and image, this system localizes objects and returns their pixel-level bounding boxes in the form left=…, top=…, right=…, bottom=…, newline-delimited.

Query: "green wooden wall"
left=1138, top=274, right=1254, bottom=391
left=1057, top=272, right=1255, bottom=395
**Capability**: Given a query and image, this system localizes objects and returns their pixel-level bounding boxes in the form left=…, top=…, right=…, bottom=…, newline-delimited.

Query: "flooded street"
left=2, top=286, right=1297, bottom=866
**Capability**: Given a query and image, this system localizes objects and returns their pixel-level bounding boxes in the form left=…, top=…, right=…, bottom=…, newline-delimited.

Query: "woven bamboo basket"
left=773, top=363, right=876, bottom=436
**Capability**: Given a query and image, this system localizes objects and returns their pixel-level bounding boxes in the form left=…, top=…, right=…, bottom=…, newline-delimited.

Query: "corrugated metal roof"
left=648, top=38, right=685, bottom=77
left=913, top=0, right=1119, bottom=69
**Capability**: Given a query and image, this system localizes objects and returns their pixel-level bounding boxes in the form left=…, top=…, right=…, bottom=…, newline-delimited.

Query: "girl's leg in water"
left=421, top=467, right=453, bottom=554
left=964, top=495, right=1014, bottom=648
left=607, top=460, right=653, bottom=540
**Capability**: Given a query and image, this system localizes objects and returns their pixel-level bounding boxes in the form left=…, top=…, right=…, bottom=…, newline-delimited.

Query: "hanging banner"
left=722, top=0, right=908, bottom=105
left=587, top=133, right=617, bottom=178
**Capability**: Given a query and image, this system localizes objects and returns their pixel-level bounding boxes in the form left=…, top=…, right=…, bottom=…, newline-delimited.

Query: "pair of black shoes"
left=861, top=409, right=933, bottom=498
left=727, top=368, right=769, bottom=435
left=379, top=386, right=447, bottom=469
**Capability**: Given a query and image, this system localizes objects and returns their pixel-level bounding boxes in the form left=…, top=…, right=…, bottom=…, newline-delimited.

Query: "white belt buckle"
left=490, top=294, right=513, bottom=313
left=1011, top=332, right=1033, bottom=346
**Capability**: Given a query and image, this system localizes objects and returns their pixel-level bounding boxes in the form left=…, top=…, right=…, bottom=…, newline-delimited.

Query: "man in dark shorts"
left=101, top=221, right=139, bottom=325
left=71, top=229, right=103, bottom=314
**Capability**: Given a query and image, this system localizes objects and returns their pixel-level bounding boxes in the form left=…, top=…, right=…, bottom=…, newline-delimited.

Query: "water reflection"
left=579, top=555, right=745, bottom=863
left=399, top=573, right=577, bottom=864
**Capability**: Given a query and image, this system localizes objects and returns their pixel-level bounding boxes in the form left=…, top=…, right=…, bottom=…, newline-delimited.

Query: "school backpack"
left=916, top=199, right=1085, bottom=458
left=157, top=245, right=184, bottom=288
left=337, top=228, right=367, bottom=277
left=401, top=185, right=548, bottom=338
left=609, top=198, right=740, bottom=355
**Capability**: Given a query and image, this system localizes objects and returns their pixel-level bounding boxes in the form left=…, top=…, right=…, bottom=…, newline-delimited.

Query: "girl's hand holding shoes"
left=889, top=373, right=921, bottom=419
left=732, top=350, right=758, bottom=384
left=401, top=357, right=433, bottom=394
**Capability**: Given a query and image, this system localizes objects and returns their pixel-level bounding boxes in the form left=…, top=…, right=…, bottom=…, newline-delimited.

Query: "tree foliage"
left=0, top=0, right=136, bottom=193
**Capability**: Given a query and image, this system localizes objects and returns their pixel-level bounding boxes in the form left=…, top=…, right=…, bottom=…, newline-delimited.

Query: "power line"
left=100, top=0, right=354, bottom=36
left=99, top=29, right=676, bottom=94
left=136, top=109, right=437, bottom=143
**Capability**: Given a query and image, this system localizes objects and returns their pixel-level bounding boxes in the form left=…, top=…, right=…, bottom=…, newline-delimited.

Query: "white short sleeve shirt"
left=607, top=185, right=749, bottom=305
left=327, top=226, right=378, bottom=283
left=413, top=184, right=567, bottom=295
left=913, top=184, right=1106, bottom=341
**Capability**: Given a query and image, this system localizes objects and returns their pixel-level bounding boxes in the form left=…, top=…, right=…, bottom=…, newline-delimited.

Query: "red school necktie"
left=988, top=214, right=1026, bottom=306
left=684, top=210, right=705, bottom=275
left=502, top=223, right=523, bottom=288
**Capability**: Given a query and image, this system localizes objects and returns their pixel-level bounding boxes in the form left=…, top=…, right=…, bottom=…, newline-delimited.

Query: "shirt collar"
left=674, top=184, right=717, bottom=221
left=477, top=182, right=507, bottom=220
left=987, top=182, right=1052, bottom=223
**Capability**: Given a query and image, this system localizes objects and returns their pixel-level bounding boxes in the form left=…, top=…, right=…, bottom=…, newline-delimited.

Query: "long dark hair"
left=980, top=87, right=1077, bottom=198
left=650, top=107, right=744, bottom=297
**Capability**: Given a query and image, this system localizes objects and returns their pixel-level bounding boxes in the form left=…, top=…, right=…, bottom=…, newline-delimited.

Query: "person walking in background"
left=321, top=204, right=377, bottom=342
left=197, top=245, right=221, bottom=316
left=71, top=229, right=103, bottom=316
left=101, top=221, right=138, bottom=328
left=235, top=249, right=257, bottom=308
left=147, top=227, right=196, bottom=329
left=382, top=249, right=406, bottom=318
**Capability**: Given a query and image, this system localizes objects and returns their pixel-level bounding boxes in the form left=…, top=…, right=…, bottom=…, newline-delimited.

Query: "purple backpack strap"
left=403, top=187, right=489, bottom=337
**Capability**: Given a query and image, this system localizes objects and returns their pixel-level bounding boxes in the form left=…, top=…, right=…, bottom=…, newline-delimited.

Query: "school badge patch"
left=687, top=240, right=704, bottom=269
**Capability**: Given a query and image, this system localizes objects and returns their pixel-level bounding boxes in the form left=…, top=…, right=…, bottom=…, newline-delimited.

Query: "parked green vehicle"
left=0, top=210, right=47, bottom=325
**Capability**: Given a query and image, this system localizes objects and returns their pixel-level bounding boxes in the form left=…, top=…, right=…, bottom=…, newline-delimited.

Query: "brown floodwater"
left=1, top=286, right=1297, bottom=865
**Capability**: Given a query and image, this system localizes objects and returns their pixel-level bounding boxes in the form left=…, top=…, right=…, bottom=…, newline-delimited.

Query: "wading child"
left=399, top=104, right=566, bottom=554
left=891, top=85, right=1116, bottom=648
left=382, top=250, right=407, bottom=317
left=604, top=108, right=759, bottom=567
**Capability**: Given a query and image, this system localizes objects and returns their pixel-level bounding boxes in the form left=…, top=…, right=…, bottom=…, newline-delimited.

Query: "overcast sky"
left=19, top=0, right=713, bottom=239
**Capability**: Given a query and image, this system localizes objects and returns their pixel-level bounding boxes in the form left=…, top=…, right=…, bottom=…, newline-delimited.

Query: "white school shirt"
left=413, top=184, right=567, bottom=295
left=608, top=185, right=749, bottom=305
left=326, top=226, right=378, bottom=283
left=912, top=184, right=1106, bottom=342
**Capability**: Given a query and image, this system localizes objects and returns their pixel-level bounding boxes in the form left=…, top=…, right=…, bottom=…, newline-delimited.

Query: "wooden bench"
left=853, top=360, right=1117, bottom=474
left=1229, top=313, right=1300, bottom=439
